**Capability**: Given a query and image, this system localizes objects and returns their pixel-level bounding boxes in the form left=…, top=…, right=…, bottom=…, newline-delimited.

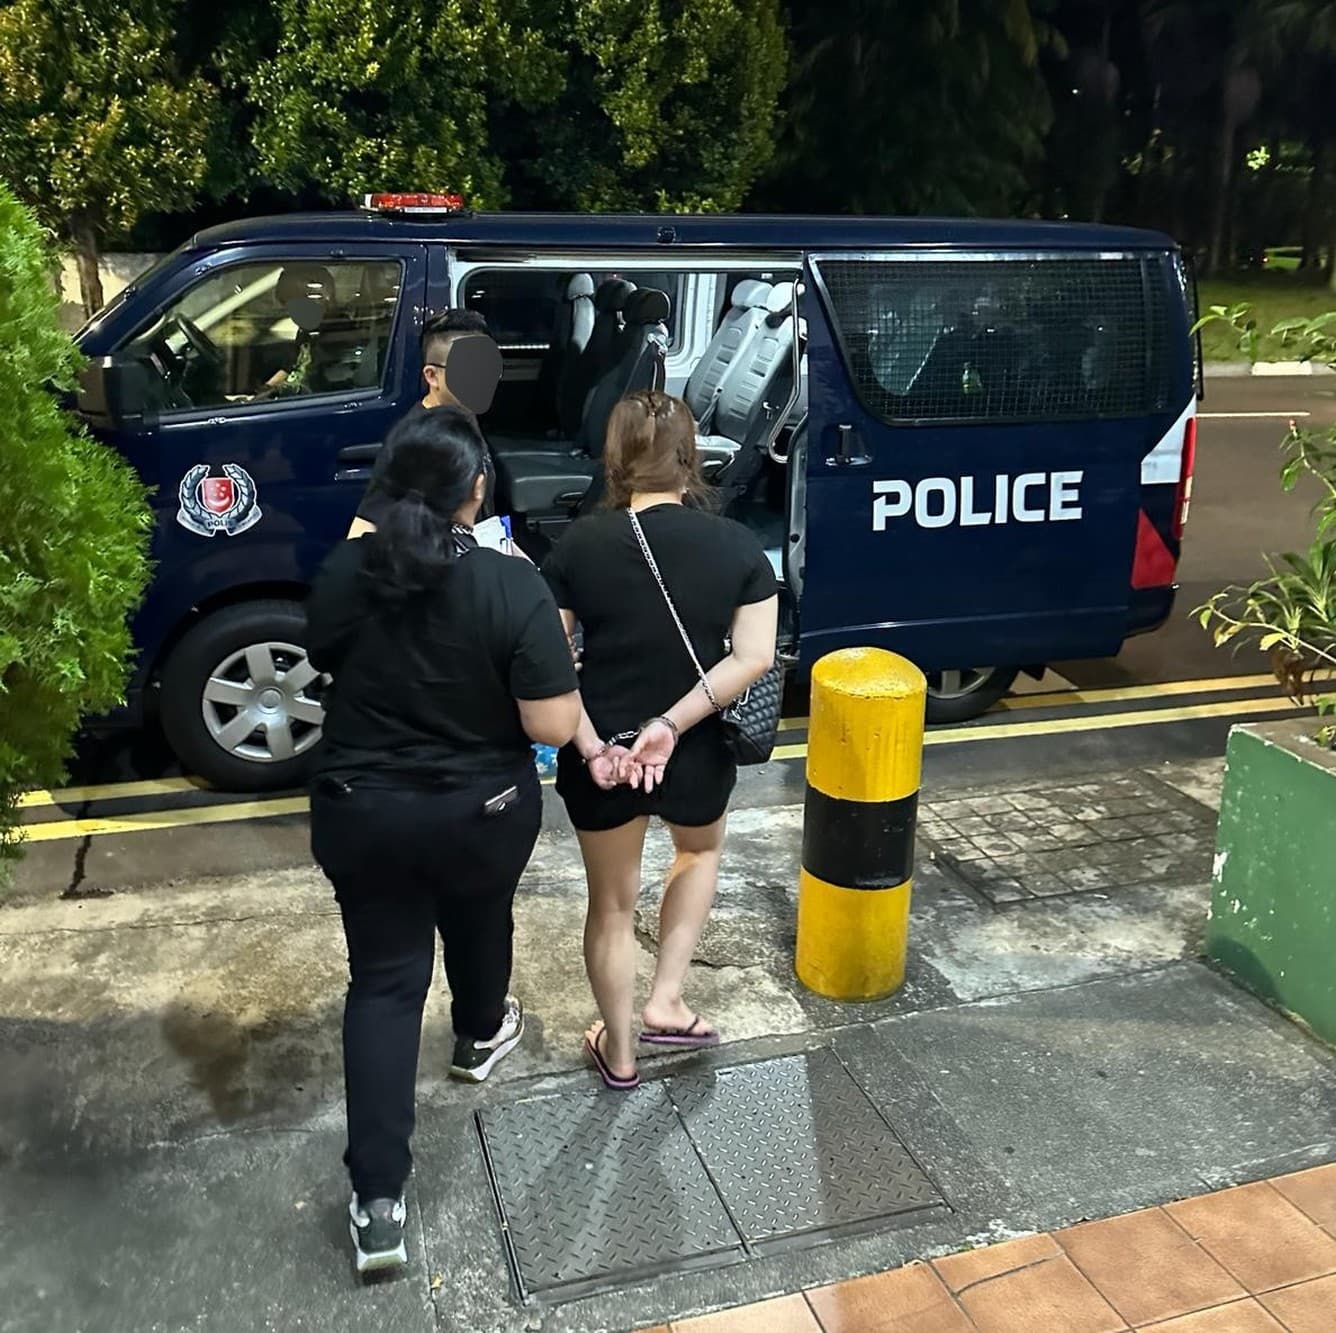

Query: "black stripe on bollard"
left=801, top=786, right=917, bottom=890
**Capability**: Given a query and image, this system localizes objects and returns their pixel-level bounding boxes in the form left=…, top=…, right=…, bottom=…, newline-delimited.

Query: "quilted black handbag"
left=628, top=509, right=783, bottom=766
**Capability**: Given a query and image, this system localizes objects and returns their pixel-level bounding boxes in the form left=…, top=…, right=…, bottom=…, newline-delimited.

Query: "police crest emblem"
left=176, top=464, right=263, bottom=537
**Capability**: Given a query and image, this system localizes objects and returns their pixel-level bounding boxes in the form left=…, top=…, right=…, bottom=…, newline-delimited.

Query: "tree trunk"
left=1301, top=141, right=1323, bottom=269
left=1208, top=115, right=1238, bottom=275
left=70, top=216, right=104, bottom=318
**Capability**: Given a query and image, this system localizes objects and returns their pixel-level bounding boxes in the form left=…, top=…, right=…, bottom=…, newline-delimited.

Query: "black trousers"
left=310, top=768, right=541, bottom=1201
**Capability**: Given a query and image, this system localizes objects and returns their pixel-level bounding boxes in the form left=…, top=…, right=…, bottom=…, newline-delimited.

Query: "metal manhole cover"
left=669, top=1049, right=942, bottom=1251
left=922, top=772, right=1214, bottom=904
left=477, top=1082, right=741, bottom=1303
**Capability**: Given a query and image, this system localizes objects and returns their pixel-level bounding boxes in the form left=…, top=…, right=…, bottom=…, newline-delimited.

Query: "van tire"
left=925, top=666, right=1018, bottom=724
left=159, top=600, right=324, bottom=793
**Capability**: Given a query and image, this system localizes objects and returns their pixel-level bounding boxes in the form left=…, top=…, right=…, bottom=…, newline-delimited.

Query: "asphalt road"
left=10, top=376, right=1329, bottom=897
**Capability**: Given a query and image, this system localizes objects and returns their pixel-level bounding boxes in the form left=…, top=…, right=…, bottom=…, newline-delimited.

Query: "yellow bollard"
left=795, top=648, right=927, bottom=1001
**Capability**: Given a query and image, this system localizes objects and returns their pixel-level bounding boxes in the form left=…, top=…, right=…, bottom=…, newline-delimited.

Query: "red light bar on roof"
left=363, top=192, right=466, bottom=213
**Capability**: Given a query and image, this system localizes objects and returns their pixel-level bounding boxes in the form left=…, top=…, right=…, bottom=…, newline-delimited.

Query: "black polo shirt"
left=306, top=538, right=576, bottom=788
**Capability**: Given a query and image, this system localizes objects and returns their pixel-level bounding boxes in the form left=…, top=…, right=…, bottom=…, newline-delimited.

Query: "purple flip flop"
left=585, top=1029, right=640, bottom=1091
left=639, top=1015, right=721, bottom=1049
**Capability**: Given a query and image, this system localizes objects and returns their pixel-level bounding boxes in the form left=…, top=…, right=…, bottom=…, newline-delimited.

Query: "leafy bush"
left=0, top=181, right=152, bottom=874
left=1196, top=309, right=1336, bottom=744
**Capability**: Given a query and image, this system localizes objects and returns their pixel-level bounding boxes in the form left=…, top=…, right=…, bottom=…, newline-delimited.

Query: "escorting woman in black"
left=306, top=406, right=579, bottom=1274
left=543, top=390, right=779, bottom=1091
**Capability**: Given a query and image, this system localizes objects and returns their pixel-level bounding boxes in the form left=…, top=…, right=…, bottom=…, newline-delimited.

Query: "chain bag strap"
left=627, top=508, right=782, bottom=766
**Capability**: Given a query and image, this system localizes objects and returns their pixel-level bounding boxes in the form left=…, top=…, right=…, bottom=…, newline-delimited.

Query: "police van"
left=74, top=195, right=1198, bottom=791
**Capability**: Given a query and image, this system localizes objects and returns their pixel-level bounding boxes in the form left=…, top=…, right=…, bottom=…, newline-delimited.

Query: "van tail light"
left=1172, top=416, right=1197, bottom=539
left=1131, top=510, right=1177, bottom=588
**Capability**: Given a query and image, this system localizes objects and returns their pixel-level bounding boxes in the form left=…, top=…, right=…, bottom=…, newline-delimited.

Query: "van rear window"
left=813, top=255, right=1175, bottom=425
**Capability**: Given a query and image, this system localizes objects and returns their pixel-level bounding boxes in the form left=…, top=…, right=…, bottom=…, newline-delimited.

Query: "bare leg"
left=578, top=819, right=649, bottom=1079
left=643, top=817, right=726, bottom=1034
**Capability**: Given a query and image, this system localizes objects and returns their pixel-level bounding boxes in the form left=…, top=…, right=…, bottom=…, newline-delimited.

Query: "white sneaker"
left=449, top=996, right=524, bottom=1083
left=348, top=1194, right=408, bottom=1275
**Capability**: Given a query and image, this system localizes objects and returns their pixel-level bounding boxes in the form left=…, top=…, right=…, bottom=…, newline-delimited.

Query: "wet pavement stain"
left=159, top=1004, right=295, bottom=1123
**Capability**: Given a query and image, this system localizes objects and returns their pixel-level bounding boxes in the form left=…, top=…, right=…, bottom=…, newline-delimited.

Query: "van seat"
left=684, top=280, right=772, bottom=425
left=496, top=450, right=597, bottom=514
left=576, top=288, right=670, bottom=457
left=696, top=283, right=797, bottom=479
left=562, top=278, right=636, bottom=434
left=494, top=288, right=669, bottom=516
left=548, top=273, right=596, bottom=435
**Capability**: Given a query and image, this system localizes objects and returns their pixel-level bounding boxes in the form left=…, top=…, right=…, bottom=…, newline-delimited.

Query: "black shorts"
left=556, top=724, right=737, bottom=833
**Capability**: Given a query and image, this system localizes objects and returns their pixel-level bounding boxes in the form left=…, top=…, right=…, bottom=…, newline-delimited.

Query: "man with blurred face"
left=347, top=308, right=502, bottom=537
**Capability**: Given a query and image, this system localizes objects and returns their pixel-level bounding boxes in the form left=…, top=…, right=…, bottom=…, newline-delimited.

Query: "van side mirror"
left=77, top=356, right=152, bottom=425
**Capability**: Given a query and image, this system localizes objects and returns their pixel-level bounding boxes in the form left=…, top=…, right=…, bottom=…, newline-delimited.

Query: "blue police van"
left=73, top=196, right=1198, bottom=791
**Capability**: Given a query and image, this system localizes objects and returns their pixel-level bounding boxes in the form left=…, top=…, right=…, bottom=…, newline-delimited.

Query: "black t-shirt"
left=306, top=539, right=577, bottom=787
left=542, top=505, right=777, bottom=740
left=356, top=401, right=430, bottom=525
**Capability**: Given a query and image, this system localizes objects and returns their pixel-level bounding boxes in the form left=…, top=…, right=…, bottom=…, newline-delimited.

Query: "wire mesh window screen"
left=815, top=256, right=1175, bottom=425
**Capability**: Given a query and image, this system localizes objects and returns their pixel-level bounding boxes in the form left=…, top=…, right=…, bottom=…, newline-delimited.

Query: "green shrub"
left=0, top=181, right=152, bottom=875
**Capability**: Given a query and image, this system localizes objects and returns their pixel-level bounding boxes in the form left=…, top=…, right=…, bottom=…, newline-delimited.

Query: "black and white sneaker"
left=348, top=1194, right=408, bottom=1275
left=450, top=996, right=524, bottom=1083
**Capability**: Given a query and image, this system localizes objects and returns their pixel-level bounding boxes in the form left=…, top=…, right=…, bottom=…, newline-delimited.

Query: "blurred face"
left=422, top=334, right=501, bottom=413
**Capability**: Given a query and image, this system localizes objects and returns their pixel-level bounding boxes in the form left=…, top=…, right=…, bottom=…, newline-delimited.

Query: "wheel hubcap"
left=927, top=666, right=996, bottom=700
left=200, top=641, right=328, bottom=764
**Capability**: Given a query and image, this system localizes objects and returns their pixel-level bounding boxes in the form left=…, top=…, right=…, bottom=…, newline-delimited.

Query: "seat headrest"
left=766, top=282, right=796, bottom=316
left=732, top=279, right=773, bottom=310
left=595, top=278, right=636, bottom=312
left=565, top=273, right=596, bottom=301
left=624, top=288, right=671, bottom=325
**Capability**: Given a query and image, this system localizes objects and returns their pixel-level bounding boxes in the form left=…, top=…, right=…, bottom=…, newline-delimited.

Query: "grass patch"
left=1199, top=271, right=1336, bottom=362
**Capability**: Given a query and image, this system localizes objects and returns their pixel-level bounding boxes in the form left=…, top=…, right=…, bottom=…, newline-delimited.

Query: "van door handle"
left=337, top=444, right=381, bottom=464
left=831, top=424, right=871, bottom=467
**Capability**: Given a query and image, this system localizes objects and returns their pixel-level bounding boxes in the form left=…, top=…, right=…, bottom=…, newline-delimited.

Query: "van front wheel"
left=159, top=600, right=327, bottom=792
left=925, top=666, right=1018, bottom=724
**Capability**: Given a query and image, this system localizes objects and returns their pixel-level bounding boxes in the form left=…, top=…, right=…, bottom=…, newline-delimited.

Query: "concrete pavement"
left=3, top=751, right=1334, bottom=1333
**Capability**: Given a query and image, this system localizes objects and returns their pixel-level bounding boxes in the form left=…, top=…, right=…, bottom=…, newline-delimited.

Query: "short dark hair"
left=422, top=307, right=490, bottom=364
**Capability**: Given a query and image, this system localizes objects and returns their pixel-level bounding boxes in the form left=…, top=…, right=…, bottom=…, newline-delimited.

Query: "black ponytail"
left=361, top=406, right=489, bottom=607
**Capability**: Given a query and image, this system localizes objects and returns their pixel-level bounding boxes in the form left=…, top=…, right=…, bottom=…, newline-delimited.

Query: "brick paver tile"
left=807, top=1262, right=973, bottom=1333
left=1259, top=1272, right=1336, bottom=1333
left=1270, top=1163, right=1336, bottom=1235
left=1139, top=1299, right=1285, bottom=1331
left=1056, top=1205, right=1245, bottom=1325
left=932, top=1232, right=1063, bottom=1292
left=671, top=1294, right=820, bottom=1333
left=1166, top=1182, right=1336, bottom=1292
left=954, top=1253, right=1127, bottom=1333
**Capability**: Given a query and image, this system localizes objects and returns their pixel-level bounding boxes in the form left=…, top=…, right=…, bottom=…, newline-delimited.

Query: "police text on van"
left=872, top=472, right=1084, bottom=531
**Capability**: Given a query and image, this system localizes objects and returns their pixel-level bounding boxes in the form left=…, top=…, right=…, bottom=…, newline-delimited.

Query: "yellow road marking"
left=17, top=691, right=1302, bottom=844
left=772, top=694, right=1301, bottom=763
left=19, top=777, right=207, bottom=810
left=22, top=796, right=312, bottom=843
left=997, top=673, right=1276, bottom=711
left=21, top=778, right=560, bottom=844
left=778, top=673, right=1277, bottom=733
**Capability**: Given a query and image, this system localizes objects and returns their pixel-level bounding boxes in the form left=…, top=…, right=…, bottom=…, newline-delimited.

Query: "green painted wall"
left=1209, top=722, right=1336, bottom=1047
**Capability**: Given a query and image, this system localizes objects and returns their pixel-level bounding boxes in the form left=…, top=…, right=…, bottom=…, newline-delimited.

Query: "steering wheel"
left=165, top=313, right=224, bottom=370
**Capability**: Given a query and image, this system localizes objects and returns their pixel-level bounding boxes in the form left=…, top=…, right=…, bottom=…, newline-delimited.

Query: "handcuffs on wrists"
left=581, top=716, right=679, bottom=767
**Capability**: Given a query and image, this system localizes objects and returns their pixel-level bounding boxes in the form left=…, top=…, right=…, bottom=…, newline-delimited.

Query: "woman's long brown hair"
left=601, top=390, right=712, bottom=509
